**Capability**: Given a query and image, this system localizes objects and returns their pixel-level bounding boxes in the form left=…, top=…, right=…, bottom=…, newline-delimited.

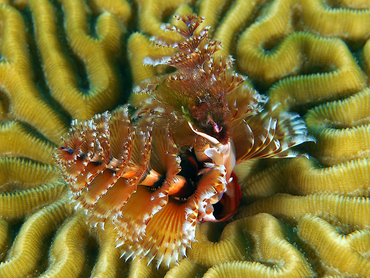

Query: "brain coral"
left=0, top=0, right=369, bottom=277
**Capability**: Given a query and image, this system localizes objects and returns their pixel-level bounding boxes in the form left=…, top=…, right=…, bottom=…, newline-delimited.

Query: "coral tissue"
left=55, top=14, right=313, bottom=267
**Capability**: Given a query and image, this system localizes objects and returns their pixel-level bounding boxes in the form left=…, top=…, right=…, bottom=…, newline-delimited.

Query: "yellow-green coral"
left=0, top=0, right=370, bottom=277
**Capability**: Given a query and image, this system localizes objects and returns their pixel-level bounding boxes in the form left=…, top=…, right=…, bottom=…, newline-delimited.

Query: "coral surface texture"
left=0, top=0, right=369, bottom=277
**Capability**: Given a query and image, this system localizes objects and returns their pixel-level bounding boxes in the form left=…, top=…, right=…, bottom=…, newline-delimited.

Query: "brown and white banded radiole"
left=55, top=14, right=314, bottom=268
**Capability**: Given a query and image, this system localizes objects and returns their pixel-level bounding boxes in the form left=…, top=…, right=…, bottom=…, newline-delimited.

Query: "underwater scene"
left=0, top=0, right=369, bottom=277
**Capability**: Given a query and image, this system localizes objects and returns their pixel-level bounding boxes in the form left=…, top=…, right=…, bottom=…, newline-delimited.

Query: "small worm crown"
left=141, top=14, right=248, bottom=144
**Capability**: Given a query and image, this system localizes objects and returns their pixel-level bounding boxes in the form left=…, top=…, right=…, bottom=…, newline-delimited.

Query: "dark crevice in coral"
left=86, top=13, right=99, bottom=40
left=2, top=220, right=23, bottom=261
left=325, top=0, right=370, bottom=10
left=124, top=0, right=139, bottom=34
left=350, top=45, right=368, bottom=76
left=117, top=41, right=133, bottom=106
left=22, top=6, right=72, bottom=127
left=50, top=0, right=91, bottom=94
left=18, top=120, right=58, bottom=147
left=80, top=235, right=100, bottom=278
left=289, top=223, right=326, bottom=276
left=297, top=61, right=336, bottom=76
left=204, top=222, right=226, bottom=243
left=37, top=232, right=55, bottom=275
left=260, top=36, right=287, bottom=53
left=0, top=91, right=10, bottom=120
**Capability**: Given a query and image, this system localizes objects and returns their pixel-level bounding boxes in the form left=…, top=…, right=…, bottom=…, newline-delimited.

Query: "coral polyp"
left=55, top=14, right=313, bottom=267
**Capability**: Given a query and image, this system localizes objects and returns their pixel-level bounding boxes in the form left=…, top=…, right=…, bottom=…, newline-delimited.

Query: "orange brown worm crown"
left=55, top=14, right=314, bottom=268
